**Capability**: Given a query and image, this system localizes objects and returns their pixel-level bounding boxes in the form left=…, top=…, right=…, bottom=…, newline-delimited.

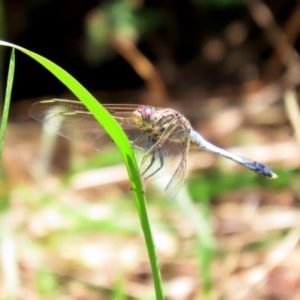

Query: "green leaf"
left=0, top=40, right=164, bottom=299
left=0, top=48, right=15, bottom=161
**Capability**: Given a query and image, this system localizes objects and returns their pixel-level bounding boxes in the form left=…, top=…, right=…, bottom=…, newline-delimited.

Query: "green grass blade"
left=0, top=49, right=20, bottom=299
left=0, top=40, right=164, bottom=299
left=0, top=49, right=15, bottom=161
left=175, top=188, right=214, bottom=299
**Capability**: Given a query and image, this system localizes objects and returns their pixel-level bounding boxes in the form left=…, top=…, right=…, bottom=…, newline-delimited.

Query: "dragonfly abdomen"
left=189, top=130, right=208, bottom=148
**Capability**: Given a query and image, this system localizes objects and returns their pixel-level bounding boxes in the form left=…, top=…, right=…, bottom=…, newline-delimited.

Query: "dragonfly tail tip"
left=269, top=172, right=278, bottom=179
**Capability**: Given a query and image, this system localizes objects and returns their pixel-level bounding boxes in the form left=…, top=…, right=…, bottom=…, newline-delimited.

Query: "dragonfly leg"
left=141, top=152, right=155, bottom=176
left=142, top=147, right=165, bottom=180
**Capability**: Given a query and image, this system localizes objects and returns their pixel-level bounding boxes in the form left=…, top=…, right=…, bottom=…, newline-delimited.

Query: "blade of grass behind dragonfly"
left=0, top=49, right=21, bottom=298
left=152, top=167, right=214, bottom=298
left=0, top=49, right=14, bottom=160
left=0, top=40, right=164, bottom=300
left=176, top=187, right=214, bottom=299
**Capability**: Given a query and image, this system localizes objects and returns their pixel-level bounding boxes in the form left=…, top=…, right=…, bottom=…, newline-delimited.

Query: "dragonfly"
left=29, top=99, right=277, bottom=197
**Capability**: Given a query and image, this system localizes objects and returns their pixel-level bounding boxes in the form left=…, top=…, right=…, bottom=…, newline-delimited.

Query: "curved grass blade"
left=0, top=40, right=164, bottom=300
left=0, top=49, right=14, bottom=161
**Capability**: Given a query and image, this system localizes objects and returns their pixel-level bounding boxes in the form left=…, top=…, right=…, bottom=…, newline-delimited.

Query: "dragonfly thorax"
left=133, top=106, right=192, bottom=143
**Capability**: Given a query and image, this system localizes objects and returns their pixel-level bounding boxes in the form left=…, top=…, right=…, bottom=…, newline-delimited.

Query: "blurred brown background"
left=2, top=1, right=300, bottom=299
left=2, top=0, right=297, bottom=104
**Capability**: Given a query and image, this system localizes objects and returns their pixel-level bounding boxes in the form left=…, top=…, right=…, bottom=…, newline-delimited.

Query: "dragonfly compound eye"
left=139, top=106, right=155, bottom=120
left=133, top=105, right=156, bottom=129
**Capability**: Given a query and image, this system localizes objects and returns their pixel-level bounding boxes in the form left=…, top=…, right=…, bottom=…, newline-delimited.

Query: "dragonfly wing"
left=140, top=117, right=190, bottom=197
left=29, top=99, right=143, bottom=150
left=165, top=151, right=188, bottom=198
left=30, top=99, right=192, bottom=196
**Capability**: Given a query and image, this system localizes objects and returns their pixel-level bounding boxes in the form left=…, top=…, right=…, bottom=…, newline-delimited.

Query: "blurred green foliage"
left=196, top=0, right=242, bottom=7
left=85, top=0, right=161, bottom=63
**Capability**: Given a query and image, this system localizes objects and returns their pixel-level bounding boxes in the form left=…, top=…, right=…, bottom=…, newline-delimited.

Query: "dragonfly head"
left=132, top=105, right=157, bottom=129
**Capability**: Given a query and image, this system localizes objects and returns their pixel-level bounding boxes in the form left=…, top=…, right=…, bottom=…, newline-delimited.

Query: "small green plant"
left=0, top=40, right=164, bottom=300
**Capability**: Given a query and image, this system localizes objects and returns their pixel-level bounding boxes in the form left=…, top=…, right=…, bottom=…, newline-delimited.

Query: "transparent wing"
left=29, top=99, right=149, bottom=150
left=140, top=116, right=190, bottom=198
left=29, top=99, right=191, bottom=197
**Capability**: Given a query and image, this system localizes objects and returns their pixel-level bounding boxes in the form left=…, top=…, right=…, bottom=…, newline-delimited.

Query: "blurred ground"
left=1, top=0, right=300, bottom=299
